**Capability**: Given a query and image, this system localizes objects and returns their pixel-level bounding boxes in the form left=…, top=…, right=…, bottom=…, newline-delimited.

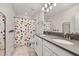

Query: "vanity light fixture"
left=42, top=3, right=56, bottom=12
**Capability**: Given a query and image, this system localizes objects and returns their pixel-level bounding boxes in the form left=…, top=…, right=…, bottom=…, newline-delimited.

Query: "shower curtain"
left=14, top=17, right=35, bottom=47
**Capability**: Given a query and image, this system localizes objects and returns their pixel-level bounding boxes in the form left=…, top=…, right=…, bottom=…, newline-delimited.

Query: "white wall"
left=35, top=10, right=44, bottom=35
left=0, top=3, right=15, bottom=55
left=75, top=13, right=79, bottom=33
left=49, top=5, right=79, bottom=33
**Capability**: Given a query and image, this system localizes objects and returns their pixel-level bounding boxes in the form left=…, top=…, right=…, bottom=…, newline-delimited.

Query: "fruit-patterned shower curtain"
left=14, top=17, right=35, bottom=47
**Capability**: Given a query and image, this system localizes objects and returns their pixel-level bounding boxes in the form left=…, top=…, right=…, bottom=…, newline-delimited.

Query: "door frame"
left=62, top=22, right=70, bottom=33
left=0, top=12, right=6, bottom=56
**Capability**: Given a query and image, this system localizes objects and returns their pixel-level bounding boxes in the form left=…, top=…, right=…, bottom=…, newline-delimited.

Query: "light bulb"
left=49, top=5, right=52, bottom=10
left=42, top=7, right=45, bottom=11
left=45, top=3, right=48, bottom=8
left=46, top=9, right=49, bottom=12
left=54, top=3, right=56, bottom=7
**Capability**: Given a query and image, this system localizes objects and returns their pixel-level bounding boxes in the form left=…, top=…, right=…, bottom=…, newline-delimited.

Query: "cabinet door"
left=34, top=36, right=43, bottom=56
left=43, top=45, right=53, bottom=56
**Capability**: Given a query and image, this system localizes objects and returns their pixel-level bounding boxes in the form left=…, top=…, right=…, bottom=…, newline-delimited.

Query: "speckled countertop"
left=36, top=34, right=79, bottom=56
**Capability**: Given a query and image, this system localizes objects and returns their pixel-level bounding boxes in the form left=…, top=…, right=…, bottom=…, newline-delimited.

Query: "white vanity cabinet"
left=34, top=35, right=43, bottom=56
left=34, top=35, right=74, bottom=56
left=34, top=35, right=57, bottom=56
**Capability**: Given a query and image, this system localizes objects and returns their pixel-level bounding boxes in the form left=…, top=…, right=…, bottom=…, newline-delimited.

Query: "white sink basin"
left=52, top=39, right=74, bottom=45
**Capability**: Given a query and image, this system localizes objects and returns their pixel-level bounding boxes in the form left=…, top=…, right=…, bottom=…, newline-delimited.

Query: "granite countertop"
left=36, top=34, right=79, bottom=56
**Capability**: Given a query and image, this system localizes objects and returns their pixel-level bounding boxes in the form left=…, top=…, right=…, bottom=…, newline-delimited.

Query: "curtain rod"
left=13, top=16, right=35, bottom=21
left=14, top=16, right=28, bottom=19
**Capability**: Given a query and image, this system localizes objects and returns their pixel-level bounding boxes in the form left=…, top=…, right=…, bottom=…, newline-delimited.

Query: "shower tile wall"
left=15, top=17, right=35, bottom=47
left=0, top=12, right=5, bottom=50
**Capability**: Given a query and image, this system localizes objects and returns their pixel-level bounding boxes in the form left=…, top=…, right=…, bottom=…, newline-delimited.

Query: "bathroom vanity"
left=32, top=34, right=79, bottom=56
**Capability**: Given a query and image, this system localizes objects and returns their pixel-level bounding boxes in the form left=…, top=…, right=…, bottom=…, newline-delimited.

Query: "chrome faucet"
left=68, top=34, right=71, bottom=40
left=64, top=33, right=71, bottom=40
left=64, top=33, right=67, bottom=39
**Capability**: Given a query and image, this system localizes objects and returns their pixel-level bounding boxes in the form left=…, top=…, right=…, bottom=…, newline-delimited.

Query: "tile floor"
left=0, top=50, right=4, bottom=56
left=12, top=46, right=37, bottom=56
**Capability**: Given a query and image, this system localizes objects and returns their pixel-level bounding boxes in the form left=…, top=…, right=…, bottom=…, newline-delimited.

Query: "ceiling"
left=45, top=3, right=78, bottom=19
left=12, top=3, right=78, bottom=18
left=12, top=3, right=42, bottom=18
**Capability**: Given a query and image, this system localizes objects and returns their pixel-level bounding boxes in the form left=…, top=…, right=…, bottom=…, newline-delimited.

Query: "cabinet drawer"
left=43, top=44, right=58, bottom=56
left=43, top=45, right=53, bottom=56
left=43, top=40, right=73, bottom=56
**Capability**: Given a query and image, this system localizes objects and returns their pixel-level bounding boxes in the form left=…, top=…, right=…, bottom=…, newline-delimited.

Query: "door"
left=0, top=12, right=6, bottom=56
left=62, top=22, right=70, bottom=33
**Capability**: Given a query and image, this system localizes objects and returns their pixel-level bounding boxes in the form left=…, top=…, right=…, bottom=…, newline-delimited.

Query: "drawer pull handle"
left=9, top=30, right=14, bottom=33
